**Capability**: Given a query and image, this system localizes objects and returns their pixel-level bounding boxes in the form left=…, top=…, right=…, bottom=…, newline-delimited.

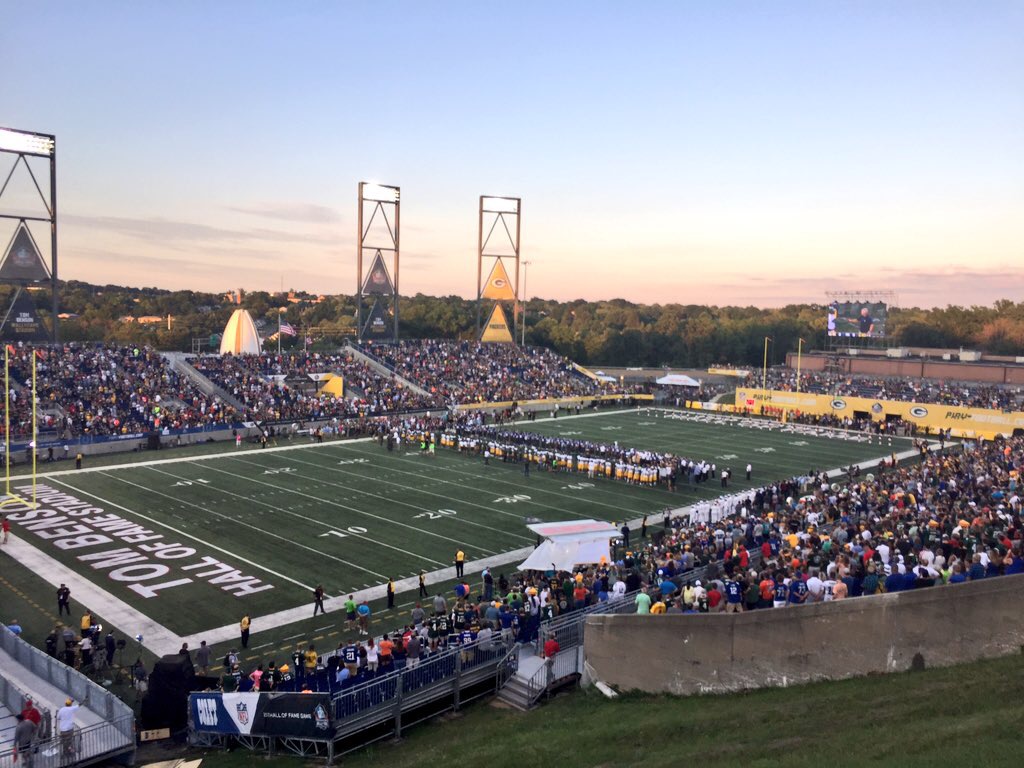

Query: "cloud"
left=226, top=202, right=342, bottom=224
left=62, top=213, right=336, bottom=246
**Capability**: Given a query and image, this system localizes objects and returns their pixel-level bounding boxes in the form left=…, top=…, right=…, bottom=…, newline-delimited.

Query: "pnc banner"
left=191, top=692, right=332, bottom=738
left=735, top=388, right=1024, bottom=440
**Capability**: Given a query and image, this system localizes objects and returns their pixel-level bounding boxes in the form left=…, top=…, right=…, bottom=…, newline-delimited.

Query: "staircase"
left=497, top=674, right=536, bottom=711
left=163, top=351, right=246, bottom=412
left=344, top=344, right=433, bottom=398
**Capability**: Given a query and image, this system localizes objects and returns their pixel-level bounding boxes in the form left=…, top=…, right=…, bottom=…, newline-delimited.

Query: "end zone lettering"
left=4, top=484, right=273, bottom=598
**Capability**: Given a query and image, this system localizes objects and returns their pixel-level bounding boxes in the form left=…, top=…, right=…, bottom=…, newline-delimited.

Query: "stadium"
left=3, top=6, right=1024, bottom=768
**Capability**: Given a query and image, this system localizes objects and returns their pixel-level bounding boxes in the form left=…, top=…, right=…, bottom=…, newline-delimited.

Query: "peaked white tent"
left=655, top=373, right=701, bottom=387
left=219, top=309, right=262, bottom=355
left=518, top=520, right=619, bottom=572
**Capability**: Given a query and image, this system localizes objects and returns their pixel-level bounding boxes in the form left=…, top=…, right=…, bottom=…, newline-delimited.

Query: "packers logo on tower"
left=481, top=259, right=516, bottom=301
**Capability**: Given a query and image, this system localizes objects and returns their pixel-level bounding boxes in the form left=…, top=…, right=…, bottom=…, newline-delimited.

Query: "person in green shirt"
left=635, top=591, right=652, bottom=614
left=344, top=595, right=357, bottom=631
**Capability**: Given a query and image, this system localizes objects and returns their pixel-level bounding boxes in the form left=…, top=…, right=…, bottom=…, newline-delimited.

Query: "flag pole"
left=762, top=336, right=771, bottom=392
left=4, top=344, right=10, bottom=496
left=796, top=338, right=804, bottom=392
left=277, top=313, right=281, bottom=356
left=32, top=349, right=37, bottom=509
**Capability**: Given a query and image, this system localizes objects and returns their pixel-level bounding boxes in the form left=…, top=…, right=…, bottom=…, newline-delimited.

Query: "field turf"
left=1, top=408, right=901, bottom=667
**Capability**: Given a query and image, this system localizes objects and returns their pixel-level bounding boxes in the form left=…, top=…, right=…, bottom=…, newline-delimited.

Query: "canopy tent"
left=655, top=373, right=701, bottom=387
left=518, top=520, right=619, bottom=572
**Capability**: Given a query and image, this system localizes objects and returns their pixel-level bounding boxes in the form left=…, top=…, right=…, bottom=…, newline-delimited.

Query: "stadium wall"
left=732, top=388, right=1024, bottom=439
left=583, top=575, right=1024, bottom=695
left=785, top=353, right=1024, bottom=385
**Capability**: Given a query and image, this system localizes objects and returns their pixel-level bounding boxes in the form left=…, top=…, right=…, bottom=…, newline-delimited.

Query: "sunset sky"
left=2, top=2, right=1021, bottom=307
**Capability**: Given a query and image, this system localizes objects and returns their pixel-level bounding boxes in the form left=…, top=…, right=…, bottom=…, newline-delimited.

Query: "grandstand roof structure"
left=219, top=308, right=262, bottom=355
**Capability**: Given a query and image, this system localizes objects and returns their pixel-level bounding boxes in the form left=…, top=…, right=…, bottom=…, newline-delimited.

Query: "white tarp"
left=519, top=520, right=619, bottom=572
left=655, top=373, right=701, bottom=387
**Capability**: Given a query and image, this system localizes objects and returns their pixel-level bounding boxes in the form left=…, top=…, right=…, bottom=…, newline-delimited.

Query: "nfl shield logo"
left=236, top=702, right=249, bottom=725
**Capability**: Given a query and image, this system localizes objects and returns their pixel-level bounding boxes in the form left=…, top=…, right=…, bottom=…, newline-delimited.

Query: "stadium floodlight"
left=0, top=127, right=55, bottom=157
left=360, top=182, right=400, bottom=203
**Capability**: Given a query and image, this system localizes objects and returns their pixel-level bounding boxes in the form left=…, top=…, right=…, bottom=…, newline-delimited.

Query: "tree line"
left=4, top=281, right=1024, bottom=367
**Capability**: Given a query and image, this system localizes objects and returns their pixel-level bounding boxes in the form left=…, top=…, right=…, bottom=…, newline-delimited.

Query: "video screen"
left=827, top=301, right=887, bottom=338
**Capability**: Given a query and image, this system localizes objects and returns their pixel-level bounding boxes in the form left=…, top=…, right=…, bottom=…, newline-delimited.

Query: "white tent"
left=518, top=520, right=619, bottom=572
left=655, top=373, right=701, bottom=387
left=219, top=309, right=262, bottom=355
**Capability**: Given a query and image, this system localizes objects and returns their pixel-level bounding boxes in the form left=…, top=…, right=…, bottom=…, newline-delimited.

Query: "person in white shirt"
left=612, top=580, right=626, bottom=599
left=57, top=698, right=79, bottom=758
left=806, top=573, right=824, bottom=602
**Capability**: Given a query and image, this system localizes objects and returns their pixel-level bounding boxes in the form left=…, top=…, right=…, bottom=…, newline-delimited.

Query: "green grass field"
left=1, top=408, right=903, bottom=670
left=178, top=652, right=1024, bottom=768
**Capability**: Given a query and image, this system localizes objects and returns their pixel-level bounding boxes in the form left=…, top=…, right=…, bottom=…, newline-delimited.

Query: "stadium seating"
left=361, top=340, right=606, bottom=404
left=762, top=369, right=1022, bottom=411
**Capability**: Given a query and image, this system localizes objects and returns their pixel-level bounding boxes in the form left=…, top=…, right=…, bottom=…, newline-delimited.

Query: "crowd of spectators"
left=614, top=433, right=1023, bottom=616
left=362, top=340, right=608, bottom=405
left=3, top=343, right=236, bottom=439
left=761, top=368, right=1022, bottom=411
left=191, top=351, right=436, bottom=423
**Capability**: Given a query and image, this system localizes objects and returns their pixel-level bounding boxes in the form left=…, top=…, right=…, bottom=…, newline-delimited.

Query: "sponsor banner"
left=191, top=693, right=332, bottom=738
left=455, top=393, right=652, bottom=411
left=362, top=299, right=391, bottom=338
left=480, top=303, right=514, bottom=343
left=707, top=367, right=750, bottom=378
left=735, top=388, right=1024, bottom=439
left=361, top=251, right=395, bottom=297
left=1, top=290, right=50, bottom=341
left=0, top=221, right=50, bottom=282
left=481, top=258, right=516, bottom=301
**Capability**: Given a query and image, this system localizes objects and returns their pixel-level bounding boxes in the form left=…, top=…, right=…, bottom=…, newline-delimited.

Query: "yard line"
left=107, top=469, right=390, bottom=581
left=339, top=443, right=657, bottom=517
left=51, top=476, right=317, bottom=592
left=146, top=464, right=449, bottom=567
left=315, top=624, right=333, bottom=632
left=235, top=452, right=534, bottom=544
left=283, top=633, right=304, bottom=641
left=190, top=458, right=490, bottom=555
left=251, top=642, right=274, bottom=650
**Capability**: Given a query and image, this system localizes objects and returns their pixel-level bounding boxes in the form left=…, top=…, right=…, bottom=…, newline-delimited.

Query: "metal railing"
left=0, top=627, right=134, bottom=733
left=524, top=647, right=581, bottom=705
left=0, top=714, right=134, bottom=768
left=537, top=553, right=764, bottom=656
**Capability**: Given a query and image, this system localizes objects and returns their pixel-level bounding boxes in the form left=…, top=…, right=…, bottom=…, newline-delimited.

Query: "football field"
left=0, top=408, right=906, bottom=659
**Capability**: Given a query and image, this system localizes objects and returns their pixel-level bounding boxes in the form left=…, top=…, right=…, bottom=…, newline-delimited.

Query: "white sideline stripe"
left=5, top=435, right=379, bottom=481
left=49, top=477, right=315, bottom=593
left=178, top=544, right=537, bottom=651
left=2, top=406, right=616, bottom=484
left=0, top=537, right=184, bottom=657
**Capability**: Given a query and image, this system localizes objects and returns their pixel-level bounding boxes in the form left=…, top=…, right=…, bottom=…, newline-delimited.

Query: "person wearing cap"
left=57, top=698, right=79, bottom=759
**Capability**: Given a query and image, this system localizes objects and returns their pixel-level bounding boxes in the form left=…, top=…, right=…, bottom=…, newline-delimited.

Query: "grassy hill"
left=194, top=651, right=1024, bottom=768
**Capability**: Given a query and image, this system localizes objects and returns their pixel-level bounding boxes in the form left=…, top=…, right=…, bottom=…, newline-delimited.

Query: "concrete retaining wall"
left=584, top=575, right=1024, bottom=695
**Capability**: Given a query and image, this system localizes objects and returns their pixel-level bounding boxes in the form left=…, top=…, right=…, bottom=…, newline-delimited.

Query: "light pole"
left=520, top=260, right=531, bottom=345
left=762, top=336, right=772, bottom=392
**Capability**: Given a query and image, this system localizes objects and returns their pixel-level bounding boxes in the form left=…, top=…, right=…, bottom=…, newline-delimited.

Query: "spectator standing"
left=313, top=585, right=325, bottom=616
left=56, top=698, right=79, bottom=761
left=14, top=714, right=36, bottom=768
left=194, top=640, right=211, bottom=676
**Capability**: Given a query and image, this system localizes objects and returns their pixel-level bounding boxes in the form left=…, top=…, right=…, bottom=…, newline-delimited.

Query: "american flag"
left=279, top=320, right=297, bottom=337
